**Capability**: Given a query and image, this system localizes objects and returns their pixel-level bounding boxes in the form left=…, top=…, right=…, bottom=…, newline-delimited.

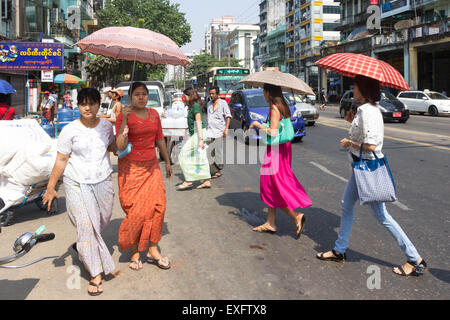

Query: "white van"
left=115, top=81, right=169, bottom=117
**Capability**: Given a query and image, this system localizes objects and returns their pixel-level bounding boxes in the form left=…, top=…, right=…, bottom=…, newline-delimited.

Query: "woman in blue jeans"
left=316, top=75, right=427, bottom=277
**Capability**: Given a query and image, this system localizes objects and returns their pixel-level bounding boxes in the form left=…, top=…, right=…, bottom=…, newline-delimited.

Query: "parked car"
left=116, top=81, right=169, bottom=117
left=339, top=89, right=410, bottom=123
left=283, top=92, right=319, bottom=126
left=228, top=89, right=306, bottom=144
left=397, top=90, right=450, bottom=116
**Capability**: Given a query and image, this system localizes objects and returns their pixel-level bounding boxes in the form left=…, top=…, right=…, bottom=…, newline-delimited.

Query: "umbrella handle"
left=131, top=49, right=137, bottom=82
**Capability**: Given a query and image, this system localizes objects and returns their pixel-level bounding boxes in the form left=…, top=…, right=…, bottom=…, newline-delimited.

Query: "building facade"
left=319, top=0, right=449, bottom=95
left=254, top=0, right=286, bottom=71
left=0, top=0, right=98, bottom=115
left=285, top=0, right=340, bottom=88
left=228, top=24, right=260, bottom=71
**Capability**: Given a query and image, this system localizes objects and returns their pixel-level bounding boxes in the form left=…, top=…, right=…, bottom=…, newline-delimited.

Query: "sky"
left=171, top=0, right=260, bottom=54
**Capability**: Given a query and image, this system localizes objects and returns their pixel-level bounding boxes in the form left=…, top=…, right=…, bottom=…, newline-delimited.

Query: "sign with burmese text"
left=0, top=42, right=64, bottom=71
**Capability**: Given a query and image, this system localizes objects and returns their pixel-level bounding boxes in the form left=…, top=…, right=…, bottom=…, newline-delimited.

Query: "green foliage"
left=187, top=54, right=242, bottom=78
left=85, top=0, right=191, bottom=84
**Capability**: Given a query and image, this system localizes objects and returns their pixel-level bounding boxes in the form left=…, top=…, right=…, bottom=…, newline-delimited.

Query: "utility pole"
left=228, top=36, right=231, bottom=67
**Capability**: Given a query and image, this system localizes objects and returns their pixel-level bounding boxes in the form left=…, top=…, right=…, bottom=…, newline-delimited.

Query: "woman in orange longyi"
left=116, top=81, right=173, bottom=271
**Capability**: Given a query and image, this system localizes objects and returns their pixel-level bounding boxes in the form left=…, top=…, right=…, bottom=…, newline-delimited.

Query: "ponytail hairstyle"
left=183, top=87, right=204, bottom=111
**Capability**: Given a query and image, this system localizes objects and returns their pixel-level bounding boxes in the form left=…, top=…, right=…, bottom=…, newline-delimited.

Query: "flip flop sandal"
left=176, top=183, right=193, bottom=191
left=196, top=183, right=211, bottom=189
left=211, top=173, right=222, bottom=179
left=129, top=260, right=143, bottom=271
left=252, top=225, right=277, bottom=234
left=296, top=215, right=306, bottom=239
left=88, top=281, right=103, bottom=296
left=316, top=250, right=346, bottom=263
left=147, top=256, right=171, bottom=270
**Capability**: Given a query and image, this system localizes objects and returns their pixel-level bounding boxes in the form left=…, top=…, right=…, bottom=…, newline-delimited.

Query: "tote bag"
left=352, top=144, right=397, bottom=205
left=261, top=117, right=294, bottom=145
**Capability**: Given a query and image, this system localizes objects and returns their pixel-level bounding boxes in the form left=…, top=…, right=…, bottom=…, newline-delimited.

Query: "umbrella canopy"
left=75, top=26, right=189, bottom=67
left=240, top=70, right=315, bottom=95
left=315, top=53, right=410, bottom=91
left=54, top=74, right=82, bottom=84
left=0, top=79, right=16, bottom=94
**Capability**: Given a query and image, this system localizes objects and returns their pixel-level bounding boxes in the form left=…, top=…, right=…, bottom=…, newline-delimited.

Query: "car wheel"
left=428, top=106, right=439, bottom=117
left=340, top=108, right=346, bottom=119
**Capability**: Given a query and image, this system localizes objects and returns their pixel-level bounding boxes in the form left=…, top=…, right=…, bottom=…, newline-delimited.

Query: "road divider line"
left=310, top=161, right=348, bottom=183
left=310, top=161, right=411, bottom=211
left=317, top=121, right=450, bottom=152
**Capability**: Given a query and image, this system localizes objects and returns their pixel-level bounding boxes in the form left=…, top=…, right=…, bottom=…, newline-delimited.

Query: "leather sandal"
left=129, top=259, right=143, bottom=271
left=316, top=249, right=346, bottom=263
left=393, top=259, right=427, bottom=277
left=295, top=214, right=306, bottom=239
left=147, top=256, right=171, bottom=270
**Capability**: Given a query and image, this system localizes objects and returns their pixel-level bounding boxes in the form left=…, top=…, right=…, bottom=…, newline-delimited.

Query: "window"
left=323, top=23, right=340, bottom=31
left=415, top=93, right=426, bottom=100
left=323, top=6, right=340, bottom=14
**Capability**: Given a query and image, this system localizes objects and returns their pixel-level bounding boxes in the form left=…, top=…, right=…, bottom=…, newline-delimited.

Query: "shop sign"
left=0, top=42, right=64, bottom=71
left=41, top=70, right=54, bottom=82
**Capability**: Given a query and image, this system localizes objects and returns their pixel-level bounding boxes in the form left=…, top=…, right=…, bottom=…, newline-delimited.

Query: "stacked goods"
left=0, top=120, right=57, bottom=213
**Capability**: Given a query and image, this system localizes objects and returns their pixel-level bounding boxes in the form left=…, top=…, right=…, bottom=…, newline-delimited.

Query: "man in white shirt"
left=206, top=86, right=231, bottom=179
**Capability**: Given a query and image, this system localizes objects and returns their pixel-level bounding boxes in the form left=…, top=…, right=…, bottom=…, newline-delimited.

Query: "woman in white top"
left=43, top=88, right=117, bottom=296
left=316, top=75, right=427, bottom=277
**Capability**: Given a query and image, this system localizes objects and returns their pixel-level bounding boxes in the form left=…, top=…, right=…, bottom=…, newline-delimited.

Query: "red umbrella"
left=315, top=53, right=410, bottom=91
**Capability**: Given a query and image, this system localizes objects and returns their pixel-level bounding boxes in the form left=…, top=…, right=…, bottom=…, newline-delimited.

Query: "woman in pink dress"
left=249, top=84, right=312, bottom=238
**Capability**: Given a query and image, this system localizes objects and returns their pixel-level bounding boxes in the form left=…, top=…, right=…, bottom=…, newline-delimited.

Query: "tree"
left=187, top=54, right=241, bottom=78
left=85, top=0, right=191, bottom=84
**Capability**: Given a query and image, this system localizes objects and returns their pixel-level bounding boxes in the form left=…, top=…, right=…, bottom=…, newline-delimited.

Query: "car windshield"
left=381, top=91, right=397, bottom=100
left=121, top=89, right=161, bottom=107
left=216, top=79, right=246, bottom=93
left=428, top=92, right=449, bottom=100
left=283, top=93, right=303, bottom=104
left=246, top=93, right=269, bottom=108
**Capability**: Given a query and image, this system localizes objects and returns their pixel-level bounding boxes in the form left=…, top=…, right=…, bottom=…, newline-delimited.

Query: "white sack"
left=0, top=119, right=52, bottom=167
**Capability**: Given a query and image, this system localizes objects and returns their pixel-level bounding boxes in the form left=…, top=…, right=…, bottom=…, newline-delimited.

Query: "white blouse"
left=349, top=103, right=384, bottom=160
left=57, top=118, right=114, bottom=184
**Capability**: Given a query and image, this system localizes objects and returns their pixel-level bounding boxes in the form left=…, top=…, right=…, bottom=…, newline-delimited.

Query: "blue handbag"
left=352, top=144, right=397, bottom=205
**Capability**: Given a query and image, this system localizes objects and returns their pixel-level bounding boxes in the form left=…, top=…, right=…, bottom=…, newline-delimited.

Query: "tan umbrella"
left=240, top=69, right=315, bottom=95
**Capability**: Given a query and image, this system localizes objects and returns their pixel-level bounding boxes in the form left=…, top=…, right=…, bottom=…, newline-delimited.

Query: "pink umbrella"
left=76, top=26, right=189, bottom=79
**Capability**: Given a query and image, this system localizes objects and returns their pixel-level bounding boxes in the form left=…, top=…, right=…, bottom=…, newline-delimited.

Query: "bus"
left=196, top=67, right=250, bottom=103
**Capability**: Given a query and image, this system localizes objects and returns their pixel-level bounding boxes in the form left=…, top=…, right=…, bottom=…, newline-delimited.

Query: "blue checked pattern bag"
left=352, top=144, right=397, bottom=205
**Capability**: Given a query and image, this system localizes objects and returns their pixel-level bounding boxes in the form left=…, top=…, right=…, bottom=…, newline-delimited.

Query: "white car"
left=397, top=90, right=450, bottom=116
left=283, top=92, right=319, bottom=125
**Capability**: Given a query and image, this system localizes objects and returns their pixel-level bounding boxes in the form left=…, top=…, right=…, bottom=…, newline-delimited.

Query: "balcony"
left=372, top=29, right=408, bottom=47
left=409, top=18, right=449, bottom=40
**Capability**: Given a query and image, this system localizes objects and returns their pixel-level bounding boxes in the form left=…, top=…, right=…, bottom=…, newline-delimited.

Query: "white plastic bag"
left=0, top=176, right=27, bottom=214
left=1, top=142, right=55, bottom=185
left=0, top=119, right=52, bottom=167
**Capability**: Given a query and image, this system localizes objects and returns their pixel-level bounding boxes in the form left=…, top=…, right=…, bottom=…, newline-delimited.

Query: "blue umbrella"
left=0, top=80, right=16, bottom=94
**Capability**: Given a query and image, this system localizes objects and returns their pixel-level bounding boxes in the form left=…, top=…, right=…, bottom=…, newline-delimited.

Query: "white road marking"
left=309, top=161, right=411, bottom=211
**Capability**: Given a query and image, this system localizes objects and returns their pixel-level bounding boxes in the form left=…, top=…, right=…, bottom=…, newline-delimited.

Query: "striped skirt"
left=64, top=176, right=115, bottom=278
left=118, top=157, right=166, bottom=252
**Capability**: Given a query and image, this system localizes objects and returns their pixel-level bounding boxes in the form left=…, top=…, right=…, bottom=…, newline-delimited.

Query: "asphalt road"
left=1, top=106, right=449, bottom=300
